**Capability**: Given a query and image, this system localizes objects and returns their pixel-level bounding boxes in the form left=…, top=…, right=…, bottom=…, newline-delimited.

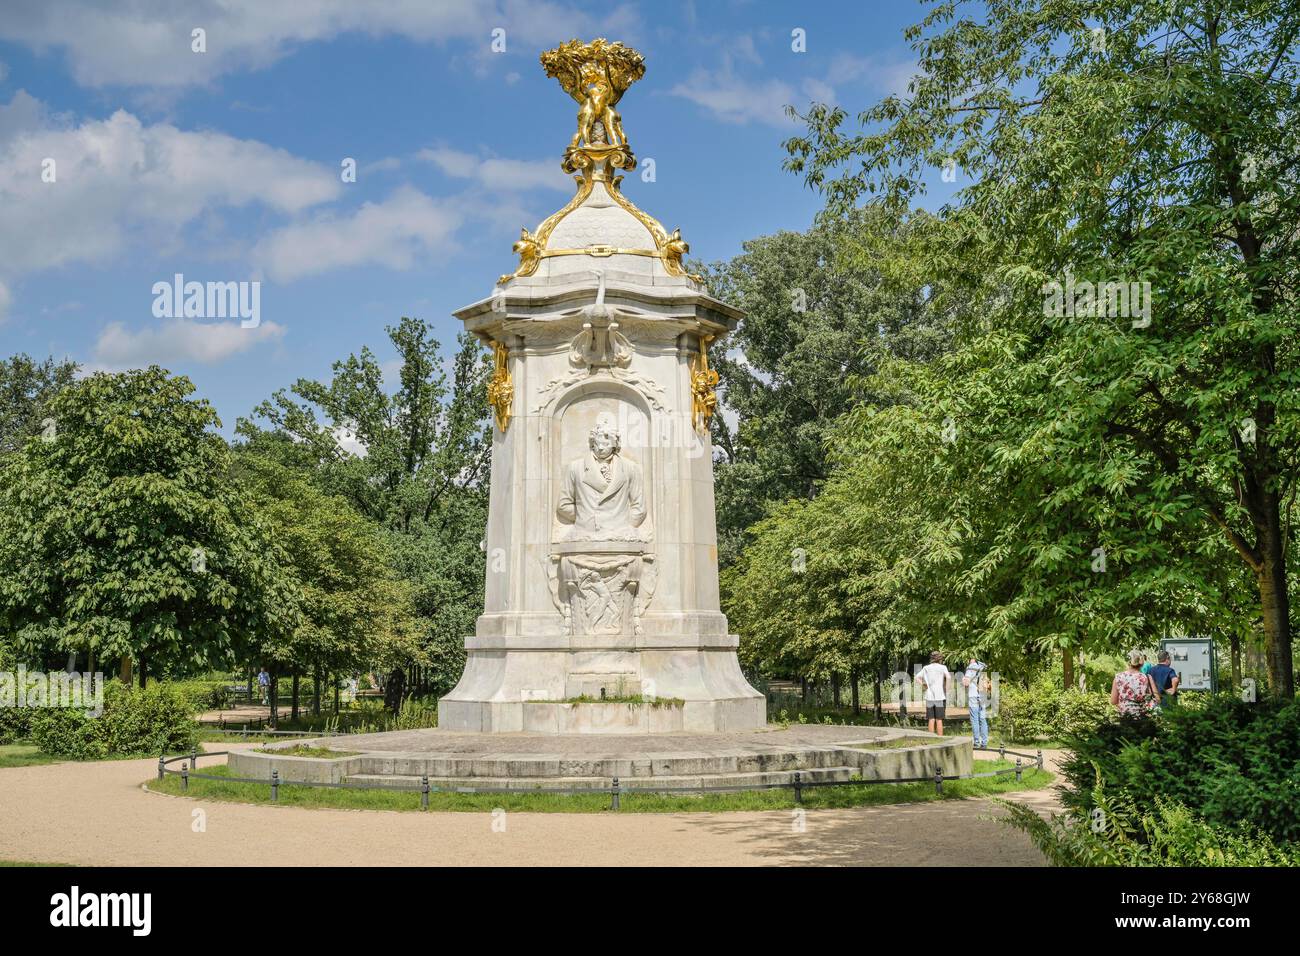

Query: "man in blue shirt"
left=1148, top=650, right=1180, bottom=708
left=962, top=657, right=990, bottom=749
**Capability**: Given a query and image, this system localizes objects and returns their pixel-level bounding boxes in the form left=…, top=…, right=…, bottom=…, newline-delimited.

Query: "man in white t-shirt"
left=916, top=651, right=950, bottom=735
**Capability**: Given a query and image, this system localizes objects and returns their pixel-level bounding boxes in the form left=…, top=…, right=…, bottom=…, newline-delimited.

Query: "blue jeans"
left=968, top=697, right=988, bottom=746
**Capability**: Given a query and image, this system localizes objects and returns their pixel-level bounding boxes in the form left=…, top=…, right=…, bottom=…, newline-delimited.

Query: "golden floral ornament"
left=487, top=340, right=513, bottom=432
left=690, top=334, right=720, bottom=432
left=495, top=39, right=702, bottom=288
left=541, top=38, right=644, bottom=174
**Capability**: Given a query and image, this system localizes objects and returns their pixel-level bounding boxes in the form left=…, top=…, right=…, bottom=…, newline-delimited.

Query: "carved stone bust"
left=554, top=412, right=649, bottom=635
left=556, top=412, right=647, bottom=542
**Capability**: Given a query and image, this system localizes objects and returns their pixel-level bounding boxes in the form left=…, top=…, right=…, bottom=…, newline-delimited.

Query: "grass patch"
left=252, top=745, right=359, bottom=758
left=0, top=860, right=72, bottom=866
left=0, top=743, right=65, bottom=768
left=147, top=758, right=1051, bottom=813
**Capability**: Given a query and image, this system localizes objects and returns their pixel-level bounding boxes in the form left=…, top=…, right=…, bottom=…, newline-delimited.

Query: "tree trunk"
left=1062, top=647, right=1074, bottom=692
left=333, top=676, right=340, bottom=714
left=138, top=653, right=147, bottom=689
left=831, top=672, right=841, bottom=708
left=312, top=668, right=321, bottom=717
left=1230, top=632, right=1242, bottom=691
left=291, top=671, right=300, bottom=721
left=269, top=669, right=279, bottom=729
left=873, top=660, right=883, bottom=720
left=850, top=667, right=861, bottom=715
left=118, top=655, right=132, bottom=685
left=1257, top=502, right=1294, bottom=699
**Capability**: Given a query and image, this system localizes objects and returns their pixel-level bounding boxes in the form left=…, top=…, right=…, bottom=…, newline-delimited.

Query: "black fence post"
left=271, top=769, right=280, bottom=803
left=157, top=755, right=165, bottom=781
left=181, top=763, right=189, bottom=792
left=793, top=771, right=803, bottom=804
left=1036, top=749, right=1043, bottom=771
left=191, top=749, right=198, bottom=773
left=611, top=777, right=620, bottom=811
left=1015, top=758, right=1023, bottom=783
left=421, top=775, right=429, bottom=811
left=934, top=769, right=942, bottom=794
left=999, top=744, right=1005, bottom=761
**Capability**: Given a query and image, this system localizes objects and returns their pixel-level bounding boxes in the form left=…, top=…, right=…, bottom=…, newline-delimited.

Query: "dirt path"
left=0, top=746, right=1064, bottom=867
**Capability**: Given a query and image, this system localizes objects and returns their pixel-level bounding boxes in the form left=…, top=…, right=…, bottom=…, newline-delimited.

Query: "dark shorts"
left=926, top=701, right=946, bottom=720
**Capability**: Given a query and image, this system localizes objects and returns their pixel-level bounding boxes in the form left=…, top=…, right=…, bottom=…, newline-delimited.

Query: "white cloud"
left=362, top=156, right=402, bottom=175
left=670, top=69, right=797, bottom=127
left=824, top=53, right=919, bottom=99
left=0, top=280, right=11, bottom=321
left=418, top=147, right=569, bottom=192
left=332, top=424, right=368, bottom=457
left=92, top=319, right=285, bottom=369
left=0, top=92, right=340, bottom=278
left=252, top=186, right=461, bottom=282
left=670, top=50, right=921, bottom=126
left=0, top=0, right=639, bottom=89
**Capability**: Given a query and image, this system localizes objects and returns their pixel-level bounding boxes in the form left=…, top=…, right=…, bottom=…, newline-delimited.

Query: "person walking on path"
left=963, top=656, right=990, bottom=749
left=917, top=651, right=950, bottom=736
left=257, top=666, right=270, bottom=706
left=1111, top=650, right=1157, bottom=716
left=1147, top=650, right=1180, bottom=709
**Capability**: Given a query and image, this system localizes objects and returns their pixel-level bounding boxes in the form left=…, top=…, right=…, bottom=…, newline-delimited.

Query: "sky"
left=0, top=0, right=951, bottom=434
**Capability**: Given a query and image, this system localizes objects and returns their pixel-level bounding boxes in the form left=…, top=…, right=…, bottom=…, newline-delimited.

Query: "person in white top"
left=915, top=651, right=951, bottom=735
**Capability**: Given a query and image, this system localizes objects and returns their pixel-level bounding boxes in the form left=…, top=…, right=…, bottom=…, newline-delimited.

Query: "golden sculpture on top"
left=541, top=38, right=644, bottom=174
left=495, top=39, right=702, bottom=288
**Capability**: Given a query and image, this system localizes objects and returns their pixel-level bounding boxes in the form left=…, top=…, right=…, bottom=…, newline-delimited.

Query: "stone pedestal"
left=438, top=161, right=764, bottom=732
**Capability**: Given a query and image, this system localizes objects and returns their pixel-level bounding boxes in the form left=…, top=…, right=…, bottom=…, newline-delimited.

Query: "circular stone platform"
left=228, top=725, right=973, bottom=791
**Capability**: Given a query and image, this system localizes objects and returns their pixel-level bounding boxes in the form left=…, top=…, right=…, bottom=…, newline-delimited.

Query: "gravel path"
left=0, top=745, right=1062, bottom=867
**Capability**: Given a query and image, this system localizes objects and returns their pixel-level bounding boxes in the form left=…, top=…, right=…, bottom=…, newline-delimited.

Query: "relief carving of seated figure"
left=556, top=413, right=647, bottom=543
left=555, top=413, right=649, bottom=635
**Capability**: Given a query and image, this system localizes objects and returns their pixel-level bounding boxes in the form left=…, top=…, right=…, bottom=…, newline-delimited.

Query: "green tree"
left=239, top=318, right=491, bottom=694
left=0, top=354, right=77, bottom=456
left=0, top=367, right=297, bottom=679
left=785, top=0, right=1300, bottom=695
left=235, top=453, right=422, bottom=695
left=700, top=210, right=947, bottom=565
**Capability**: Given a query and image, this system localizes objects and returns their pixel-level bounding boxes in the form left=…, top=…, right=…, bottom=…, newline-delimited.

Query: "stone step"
left=345, top=765, right=857, bottom=792
left=351, top=746, right=855, bottom=780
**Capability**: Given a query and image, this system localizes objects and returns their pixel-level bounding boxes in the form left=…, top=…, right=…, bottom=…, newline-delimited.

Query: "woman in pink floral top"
left=1111, top=650, right=1158, bottom=716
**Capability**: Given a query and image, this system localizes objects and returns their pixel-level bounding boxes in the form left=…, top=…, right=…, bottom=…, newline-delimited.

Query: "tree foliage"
left=0, top=367, right=297, bottom=674
left=780, top=0, right=1299, bottom=694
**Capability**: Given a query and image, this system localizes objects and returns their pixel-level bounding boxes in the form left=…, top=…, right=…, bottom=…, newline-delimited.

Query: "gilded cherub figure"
left=571, top=61, right=626, bottom=149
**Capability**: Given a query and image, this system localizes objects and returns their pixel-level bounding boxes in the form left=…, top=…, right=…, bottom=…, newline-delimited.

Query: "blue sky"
left=0, top=0, right=948, bottom=434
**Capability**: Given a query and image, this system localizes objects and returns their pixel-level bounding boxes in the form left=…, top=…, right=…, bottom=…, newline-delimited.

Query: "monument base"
left=230, top=724, right=974, bottom=790
left=438, top=636, right=765, bottom=733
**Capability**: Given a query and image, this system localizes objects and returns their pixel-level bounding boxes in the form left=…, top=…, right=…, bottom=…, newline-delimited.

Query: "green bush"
left=1000, top=776, right=1300, bottom=866
left=0, top=706, right=34, bottom=745
left=0, top=645, right=35, bottom=742
left=30, top=681, right=198, bottom=759
left=165, top=679, right=231, bottom=713
left=1060, top=695, right=1300, bottom=843
left=997, top=676, right=1112, bottom=741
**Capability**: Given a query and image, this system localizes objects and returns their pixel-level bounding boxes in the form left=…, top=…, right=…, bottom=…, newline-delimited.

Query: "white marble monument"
left=438, top=38, right=765, bottom=733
